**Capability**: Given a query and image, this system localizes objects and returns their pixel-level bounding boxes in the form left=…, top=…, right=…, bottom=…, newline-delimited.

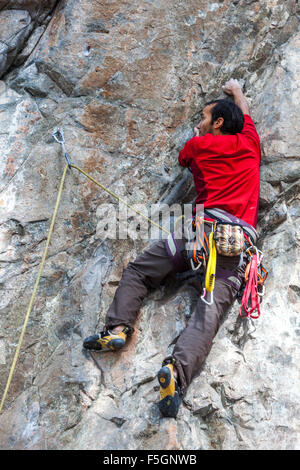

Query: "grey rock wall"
left=0, top=0, right=299, bottom=450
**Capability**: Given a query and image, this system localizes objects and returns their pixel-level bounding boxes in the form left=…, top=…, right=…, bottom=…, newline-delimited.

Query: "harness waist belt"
left=202, top=208, right=258, bottom=245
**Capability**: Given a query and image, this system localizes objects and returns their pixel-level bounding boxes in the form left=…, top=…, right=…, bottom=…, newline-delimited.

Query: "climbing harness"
left=0, top=129, right=170, bottom=415
left=204, top=207, right=258, bottom=244
left=187, top=209, right=268, bottom=310
left=165, top=208, right=268, bottom=310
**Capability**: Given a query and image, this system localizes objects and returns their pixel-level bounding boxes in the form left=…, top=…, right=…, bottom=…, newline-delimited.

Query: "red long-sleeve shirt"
left=178, top=114, right=261, bottom=227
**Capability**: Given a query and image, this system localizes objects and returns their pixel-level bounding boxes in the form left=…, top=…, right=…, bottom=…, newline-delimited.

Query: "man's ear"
left=213, top=117, right=224, bottom=129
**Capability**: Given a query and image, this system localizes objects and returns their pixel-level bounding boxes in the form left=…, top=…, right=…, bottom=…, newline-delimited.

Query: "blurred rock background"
left=0, top=0, right=299, bottom=450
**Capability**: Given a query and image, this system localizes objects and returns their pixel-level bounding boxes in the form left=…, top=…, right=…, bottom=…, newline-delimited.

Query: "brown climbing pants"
left=105, top=224, right=246, bottom=394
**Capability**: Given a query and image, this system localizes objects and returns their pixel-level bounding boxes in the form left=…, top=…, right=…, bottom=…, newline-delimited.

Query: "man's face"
left=196, top=104, right=215, bottom=136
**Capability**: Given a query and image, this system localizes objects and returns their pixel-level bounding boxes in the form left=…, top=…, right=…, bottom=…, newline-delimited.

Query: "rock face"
left=0, top=0, right=299, bottom=450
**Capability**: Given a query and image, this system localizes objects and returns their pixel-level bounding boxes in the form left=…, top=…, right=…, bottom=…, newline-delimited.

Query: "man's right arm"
left=222, top=79, right=260, bottom=152
left=222, top=79, right=250, bottom=115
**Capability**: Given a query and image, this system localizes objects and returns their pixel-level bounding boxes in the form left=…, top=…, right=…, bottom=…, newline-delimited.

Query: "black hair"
left=204, top=99, right=244, bottom=134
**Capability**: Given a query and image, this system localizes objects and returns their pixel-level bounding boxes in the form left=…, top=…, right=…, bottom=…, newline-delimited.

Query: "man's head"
left=196, top=99, right=244, bottom=136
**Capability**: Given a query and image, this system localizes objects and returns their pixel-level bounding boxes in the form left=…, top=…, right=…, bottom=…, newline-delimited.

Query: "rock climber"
left=83, top=79, right=261, bottom=418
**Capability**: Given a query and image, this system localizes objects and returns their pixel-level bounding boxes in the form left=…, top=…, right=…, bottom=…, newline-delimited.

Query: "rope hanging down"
left=0, top=135, right=170, bottom=415
left=0, top=164, right=68, bottom=414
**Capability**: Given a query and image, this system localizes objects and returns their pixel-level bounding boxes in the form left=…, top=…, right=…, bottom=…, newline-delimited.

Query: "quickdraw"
left=239, top=245, right=268, bottom=319
left=184, top=216, right=218, bottom=305
left=185, top=215, right=210, bottom=271
left=201, top=227, right=217, bottom=305
left=52, top=128, right=72, bottom=168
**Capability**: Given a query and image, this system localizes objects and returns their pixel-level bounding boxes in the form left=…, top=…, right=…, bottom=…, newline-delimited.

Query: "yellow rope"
left=71, top=164, right=170, bottom=235
left=0, top=163, right=170, bottom=414
left=0, top=164, right=68, bottom=414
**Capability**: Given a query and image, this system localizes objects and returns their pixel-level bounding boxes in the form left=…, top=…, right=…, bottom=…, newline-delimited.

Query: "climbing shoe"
left=83, top=327, right=130, bottom=351
left=158, top=361, right=181, bottom=418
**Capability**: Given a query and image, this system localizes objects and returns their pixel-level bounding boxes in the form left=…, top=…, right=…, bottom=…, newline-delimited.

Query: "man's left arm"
left=178, top=137, right=198, bottom=167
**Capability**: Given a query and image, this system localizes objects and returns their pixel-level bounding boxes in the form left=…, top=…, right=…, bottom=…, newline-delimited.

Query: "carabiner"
left=201, top=288, right=214, bottom=305
left=52, top=128, right=72, bottom=168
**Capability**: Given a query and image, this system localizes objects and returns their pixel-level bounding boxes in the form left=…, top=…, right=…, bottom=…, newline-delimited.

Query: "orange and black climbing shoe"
left=158, top=360, right=181, bottom=418
left=83, top=326, right=131, bottom=351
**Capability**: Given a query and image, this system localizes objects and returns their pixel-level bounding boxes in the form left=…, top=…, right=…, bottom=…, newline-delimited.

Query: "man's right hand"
left=222, top=78, right=250, bottom=115
left=222, top=78, right=242, bottom=96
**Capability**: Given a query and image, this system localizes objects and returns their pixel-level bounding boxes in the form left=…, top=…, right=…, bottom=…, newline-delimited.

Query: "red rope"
left=240, top=254, right=261, bottom=319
